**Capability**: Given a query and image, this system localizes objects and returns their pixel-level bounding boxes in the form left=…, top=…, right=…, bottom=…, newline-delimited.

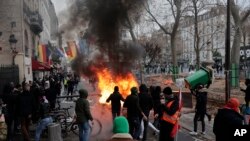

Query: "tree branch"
left=144, top=1, right=172, bottom=35
left=241, top=10, right=250, bottom=23
left=167, top=0, right=176, bottom=19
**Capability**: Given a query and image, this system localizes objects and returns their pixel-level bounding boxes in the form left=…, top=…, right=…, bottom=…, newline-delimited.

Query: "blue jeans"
left=35, top=117, right=53, bottom=141
left=78, top=122, right=91, bottom=141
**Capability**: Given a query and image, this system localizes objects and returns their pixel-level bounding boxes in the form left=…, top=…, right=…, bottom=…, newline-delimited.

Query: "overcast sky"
left=51, top=0, right=68, bottom=14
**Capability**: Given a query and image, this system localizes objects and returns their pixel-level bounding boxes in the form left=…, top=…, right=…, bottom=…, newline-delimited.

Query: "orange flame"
left=96, top=68, right=138, bottom=104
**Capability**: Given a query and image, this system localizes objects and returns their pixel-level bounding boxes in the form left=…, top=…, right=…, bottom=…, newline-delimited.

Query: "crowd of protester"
left=1, top=73, right=250, bottom=141
left=106, top=84, right=180, bottom=141
left=0, top=72, right=80, bottom=141
left=105, top=80, right=250, bottom=141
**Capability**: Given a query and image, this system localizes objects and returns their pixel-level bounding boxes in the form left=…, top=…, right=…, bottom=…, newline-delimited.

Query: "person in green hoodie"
left=107, top=116, right=134, bottom=141
left=75, top=89, right=94, bottom=141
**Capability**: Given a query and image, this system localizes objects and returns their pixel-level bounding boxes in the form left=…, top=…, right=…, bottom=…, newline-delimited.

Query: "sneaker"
left=201, top=132, right=206, bottom=135
left=189, top=131, right=198, bottom=136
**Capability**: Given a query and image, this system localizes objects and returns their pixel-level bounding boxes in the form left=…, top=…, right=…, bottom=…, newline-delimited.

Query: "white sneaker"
left=189, top=131, right=198, bottom=136
left=201, top=132, right=206, bottom=135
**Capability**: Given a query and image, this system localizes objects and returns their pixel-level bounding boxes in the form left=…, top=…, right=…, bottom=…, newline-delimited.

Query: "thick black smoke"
left=67, top=0, right=145, bottom=77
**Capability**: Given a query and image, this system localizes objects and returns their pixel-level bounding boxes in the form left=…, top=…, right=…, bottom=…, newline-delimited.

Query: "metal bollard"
left=48, top=123, right=63, bottom=141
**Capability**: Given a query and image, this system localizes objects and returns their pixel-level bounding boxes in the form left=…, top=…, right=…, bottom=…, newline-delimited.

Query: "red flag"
left=170, top=89, right=182, bottom=138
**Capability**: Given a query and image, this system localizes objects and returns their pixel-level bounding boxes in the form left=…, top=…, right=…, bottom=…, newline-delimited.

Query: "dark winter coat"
left=123, top=94, right=141, bottom=118
left=75, top=98, right=93, bottom=123
left=138, top=92, right=153, bottom=117
left=17, top=90, right=35, bottom=118
left=3, top=89, right=18, bottom=116
left=194, top=91, right=207, bottom=113
left=213, top=108, right=244, bottom=141
left=106, top=92, right=125, bottom=112
left=38, top=100, right=51, bottom=119
left=67, top=79, right=75, bottom=90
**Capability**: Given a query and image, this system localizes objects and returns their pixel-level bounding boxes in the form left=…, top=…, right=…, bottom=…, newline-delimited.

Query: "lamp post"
left=9, top=34, right=18, bottom=65
left=225, top=0, right=231, bottom=103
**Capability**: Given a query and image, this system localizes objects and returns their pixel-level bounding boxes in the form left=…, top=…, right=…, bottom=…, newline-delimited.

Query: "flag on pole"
left=170, top=89, right=182, bottom=138
left=38, top=44, right=47, bottom=63
left=66, top=41, right=78, bottom=60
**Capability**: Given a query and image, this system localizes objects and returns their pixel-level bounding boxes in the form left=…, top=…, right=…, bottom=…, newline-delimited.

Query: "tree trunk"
left=193, top=0, right=200, bottom=69
left=171, top=34, right=177, bottom=69
left=196, top=48, right=200, bottom=70
left=230, top=0, right=242, bottom=87
left=170, top=0, right=182, bottom=80
left=125, top=11, right=137, bottom=42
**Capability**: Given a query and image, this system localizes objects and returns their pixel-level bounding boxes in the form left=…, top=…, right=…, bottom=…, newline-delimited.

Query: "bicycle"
left=50, top=101, right=102, bottom=137
left=50, top=105, right=77, bottom=137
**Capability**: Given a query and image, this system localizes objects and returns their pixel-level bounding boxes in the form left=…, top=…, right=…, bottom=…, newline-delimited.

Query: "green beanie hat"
left=113, top=116, right=129, bottom=134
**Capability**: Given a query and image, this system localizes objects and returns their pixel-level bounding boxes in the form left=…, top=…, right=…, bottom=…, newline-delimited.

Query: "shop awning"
left=32, top=59, right=51, bottom=71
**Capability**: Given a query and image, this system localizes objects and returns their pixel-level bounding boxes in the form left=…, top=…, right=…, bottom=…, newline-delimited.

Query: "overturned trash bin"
left=48, top=123, right=63, bottom=141
left=184, top=67, right=213, bottom=89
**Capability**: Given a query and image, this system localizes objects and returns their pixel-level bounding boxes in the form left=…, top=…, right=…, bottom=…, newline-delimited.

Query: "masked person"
left=213, top=98, right=244, bottom=141
left=158, top=87, right=179, bottom=141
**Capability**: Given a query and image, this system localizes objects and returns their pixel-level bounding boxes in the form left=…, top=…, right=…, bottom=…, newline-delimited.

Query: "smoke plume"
left=61, top=0, right=146, bottom=77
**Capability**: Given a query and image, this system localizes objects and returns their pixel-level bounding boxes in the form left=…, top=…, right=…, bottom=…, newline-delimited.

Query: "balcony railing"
left=23, top=2, right=43, bottom=35
left=30, top=12, right=43, bottom=34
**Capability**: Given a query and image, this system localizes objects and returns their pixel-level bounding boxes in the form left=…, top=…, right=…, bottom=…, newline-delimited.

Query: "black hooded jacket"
left=138, top=92, right=153, bottom=117
left=106, top=91, right=124, bottom=112
left=213, top=108, right=244, bottom=141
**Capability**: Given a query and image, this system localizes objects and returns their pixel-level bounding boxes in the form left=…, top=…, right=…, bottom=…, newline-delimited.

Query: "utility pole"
left=225, top=0, right=231, bottom=103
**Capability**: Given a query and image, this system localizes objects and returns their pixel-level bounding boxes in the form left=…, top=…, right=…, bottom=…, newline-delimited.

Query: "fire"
left=96, top=68, right=138, bottom=104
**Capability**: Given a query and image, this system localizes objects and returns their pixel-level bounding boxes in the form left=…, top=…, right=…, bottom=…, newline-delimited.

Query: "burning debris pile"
left=66, top=0, right=146, bottom=103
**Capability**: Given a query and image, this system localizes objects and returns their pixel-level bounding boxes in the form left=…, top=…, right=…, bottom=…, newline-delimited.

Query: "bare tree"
left=229, top=0, right=250, bottom=86
left=182, top=0, right=224, bottom=68
left=144, top=0, right=183, bottom=78
left=140, top=41, right=162, bottom=66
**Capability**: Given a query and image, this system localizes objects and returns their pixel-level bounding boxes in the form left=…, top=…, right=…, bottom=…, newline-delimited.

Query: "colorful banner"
left=38, top=44, right=47, bottom=63
left=46, top=45, right=51, bottom=63
left=66, top=41, right=77, bottom=60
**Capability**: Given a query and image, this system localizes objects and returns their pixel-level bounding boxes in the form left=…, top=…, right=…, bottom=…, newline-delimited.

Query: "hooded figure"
left=106, top=86, right=125, bottom=120
left=213, top=98, right=244, bottom=141
left=75, top=89, right=93, bottom=141
left=107, top=116, right=134, bottom=141
left=123, top=87, right=146, bottom=140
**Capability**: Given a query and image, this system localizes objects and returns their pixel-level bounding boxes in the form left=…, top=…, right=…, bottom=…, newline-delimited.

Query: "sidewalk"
left=180, top=108, right=215, bottom=141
